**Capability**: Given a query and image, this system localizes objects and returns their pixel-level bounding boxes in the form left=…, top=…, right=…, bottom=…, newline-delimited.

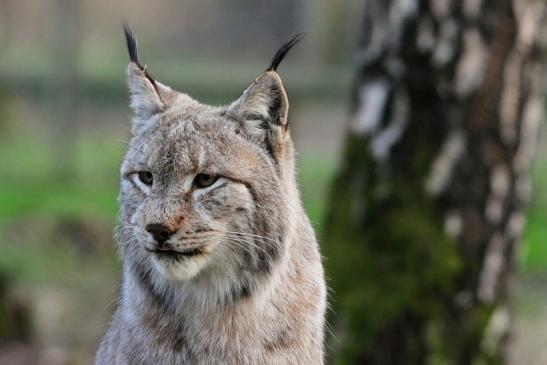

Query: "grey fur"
left=96, top=29, right=326, bottom=365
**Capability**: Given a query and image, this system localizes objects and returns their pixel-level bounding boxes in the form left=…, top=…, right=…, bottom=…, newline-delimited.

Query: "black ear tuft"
left=123, top=21, right=157, bottom=86
left=268, top=32, right=306, bottom=72
left=123, top=21, right=142, bottom=67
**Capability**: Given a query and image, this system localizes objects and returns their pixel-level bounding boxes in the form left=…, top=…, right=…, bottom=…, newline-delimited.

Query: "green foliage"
left=0, top=132, right=120, bottom=219
left=521, top=162, right=547, bottom=272
left=0, top=131, right=121, bottom=285
left=323, top=156, right=462, bottom=362
left=297, top=156, right=336, bottom=229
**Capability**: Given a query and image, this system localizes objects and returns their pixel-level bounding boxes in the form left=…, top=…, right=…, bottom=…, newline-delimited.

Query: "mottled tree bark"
left=324, top=0, right=546, bottom=364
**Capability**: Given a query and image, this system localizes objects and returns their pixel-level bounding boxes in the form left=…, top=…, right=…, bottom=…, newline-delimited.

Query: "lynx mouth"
left=146, top=247, right=205, bottom=259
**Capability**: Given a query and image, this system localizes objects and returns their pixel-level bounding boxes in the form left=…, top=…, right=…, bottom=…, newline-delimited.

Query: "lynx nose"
left=146, top=223, right=175, bottom=244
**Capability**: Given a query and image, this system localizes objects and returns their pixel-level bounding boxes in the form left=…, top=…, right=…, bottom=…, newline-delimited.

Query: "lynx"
left=95, top=24, right=326, bottom=365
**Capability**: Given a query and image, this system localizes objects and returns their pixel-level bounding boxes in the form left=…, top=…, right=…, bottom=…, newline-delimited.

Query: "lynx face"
left=117, top=27, right=303, bottom=299
left=119, top=102, right=288, bottom=282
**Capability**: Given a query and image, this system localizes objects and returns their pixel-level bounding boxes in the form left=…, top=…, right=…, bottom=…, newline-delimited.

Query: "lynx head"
left=117, top=24, right=304, bottom=304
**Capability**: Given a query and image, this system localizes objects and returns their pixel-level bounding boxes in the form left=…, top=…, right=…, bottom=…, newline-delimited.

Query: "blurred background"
left=0, top=0, right=545, bottom=364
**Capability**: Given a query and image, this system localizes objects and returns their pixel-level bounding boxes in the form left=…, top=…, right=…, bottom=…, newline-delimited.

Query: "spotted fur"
left=95, top=25, right=326, bottom=364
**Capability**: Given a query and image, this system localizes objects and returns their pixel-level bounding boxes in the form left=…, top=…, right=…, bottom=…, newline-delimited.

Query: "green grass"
left=520, top=161, right=547, bottom=272
left=0, top=130, right=121, bottom=284
left=298, top=156, right=336, bottom=230
left=0, top=132, right=120, bottom=220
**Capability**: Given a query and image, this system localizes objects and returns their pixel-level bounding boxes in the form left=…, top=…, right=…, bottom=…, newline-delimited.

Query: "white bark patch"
left=389, top=0, right=419, bottom=49
left=514, top=65, right=543, bottom=174
left=485, top=199, right=503, bottom=225
left=351, top=79, right=390, bottom=135
left=515, top=175, right=532, bottom=203
left=491, top=164, right=511, bottom=197
left=355, top=0, right=417, bottom=66
left=455, top=29, right=487, bottom=96
left=500, top=0, right=545, bottom=145
left=507, top=212, right=525, bottom=240
left=430, top=0, right=452, bottom=19
left=444, top=210, right=463, bottom=237
left=481, top=306, right=511, bottom=356
left=355, top=16, right=385, bottom=66
left=477, top=234, right=507, bottom=304
left=417, top=16, right=436, bottom=52
left=463, top=0, right=484, bottom=18
left=425, top=129, right=466, bottom=195
left=485, top=164, right=510, bottom=224
left=371, top=89, right=409, bottom=159
left=432, top=19, right=458, bottom=67
left=499, top=51, right=522, bottom=145
left=513, top=0, right=545, bottom=48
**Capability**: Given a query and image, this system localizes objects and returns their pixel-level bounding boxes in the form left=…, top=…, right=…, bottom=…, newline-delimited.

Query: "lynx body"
left=96, top=26, right=326, bottom=365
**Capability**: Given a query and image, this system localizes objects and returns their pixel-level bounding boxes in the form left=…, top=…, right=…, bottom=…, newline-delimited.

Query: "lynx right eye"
left=194, top=174, right=218, bottom=189
left=137, top=171, right=153, bottom=186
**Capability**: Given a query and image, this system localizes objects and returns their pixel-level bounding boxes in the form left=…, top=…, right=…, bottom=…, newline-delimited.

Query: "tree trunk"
left=324, top=0, right=546, bottom=364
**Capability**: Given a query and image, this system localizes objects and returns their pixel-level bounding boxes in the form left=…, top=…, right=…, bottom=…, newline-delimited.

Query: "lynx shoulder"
left=95, top=24, right=326, bottom=365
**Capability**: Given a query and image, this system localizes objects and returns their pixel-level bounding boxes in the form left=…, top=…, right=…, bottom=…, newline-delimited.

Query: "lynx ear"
left=123, top=23, right=172, bottom=121
left=228, top=33, right=305, bottom=150
left=127, top=64, right=169, bottom=119
left=229, top=71, right=289, bottom=143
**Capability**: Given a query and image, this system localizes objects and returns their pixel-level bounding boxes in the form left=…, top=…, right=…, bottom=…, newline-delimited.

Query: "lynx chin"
left=95, top=24, right=327, bottom=365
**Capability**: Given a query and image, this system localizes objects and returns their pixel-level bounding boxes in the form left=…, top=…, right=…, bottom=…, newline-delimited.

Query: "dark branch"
left=268, top=32, right=306, bottom=72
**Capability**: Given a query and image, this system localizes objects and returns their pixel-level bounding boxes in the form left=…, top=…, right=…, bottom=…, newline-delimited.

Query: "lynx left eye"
left=194, top=174, right=218, bottom=189
left=137, top=171, right=154, bottom=186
